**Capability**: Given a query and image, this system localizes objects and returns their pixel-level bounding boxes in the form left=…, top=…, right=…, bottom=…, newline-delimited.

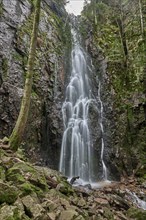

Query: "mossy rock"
left=21, top=195, right=46, bottom=219
left=6, top=167, right=26, bottom=184
left=127, top=207, right=146, bottom=220
left=0, top=204, right=29, bottom=220
left=6, top=162, right=48, bottom=190
left=56, top=182, right=74, bottom=196
left=0, top=165, right=6, bottom=180
left=19, top=182, right=44, bottom=197
left=47, top=189, right=67, bottom=199
left=0, top=181, right=19, bottom=204
left=103, top=207, right=114, bottom=220
left=42, top=199, right=58, bottom=212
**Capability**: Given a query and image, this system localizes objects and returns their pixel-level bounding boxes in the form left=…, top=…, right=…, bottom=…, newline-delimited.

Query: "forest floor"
left=0, top=140, right=146, bottom=220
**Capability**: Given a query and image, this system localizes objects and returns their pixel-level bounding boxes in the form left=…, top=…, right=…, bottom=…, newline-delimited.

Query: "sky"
left=65, top=0, right=90, bottom=16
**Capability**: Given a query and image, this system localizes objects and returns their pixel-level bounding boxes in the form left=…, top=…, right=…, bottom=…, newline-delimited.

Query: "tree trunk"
left=9, top=0, right=41, bottom=151
left=140, top=0, right=146, bottom=118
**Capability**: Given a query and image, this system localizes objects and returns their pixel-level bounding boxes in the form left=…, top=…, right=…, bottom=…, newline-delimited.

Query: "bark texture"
left=9, top=0, right=41, bottom=151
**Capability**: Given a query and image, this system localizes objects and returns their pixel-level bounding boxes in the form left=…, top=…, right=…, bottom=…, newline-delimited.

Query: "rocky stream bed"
left=0, top=140, right=146, bottom=220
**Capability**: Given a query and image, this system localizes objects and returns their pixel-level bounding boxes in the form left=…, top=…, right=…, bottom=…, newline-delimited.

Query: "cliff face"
left=0, top=0, right=71, bottom=169
left=81, top=1, right=146, bottom=178
left=1, top=0, right=145, bottom=181
left=84, top=34, right=146, bottom=178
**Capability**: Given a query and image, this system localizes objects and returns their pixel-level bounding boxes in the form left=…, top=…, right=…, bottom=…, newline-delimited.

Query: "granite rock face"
left=85, top=35, right=146, bottom=179
left=0, top=0, right=69, bottom=169
left=84, top=39, right=120, bottom=181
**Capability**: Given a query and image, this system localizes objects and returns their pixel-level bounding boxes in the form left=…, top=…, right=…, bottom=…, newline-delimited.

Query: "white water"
left=59, top=29, right=107, bottom=184
left=98, top=82, right=108, bottom=180
left=127, top=189, right=146, bottom=210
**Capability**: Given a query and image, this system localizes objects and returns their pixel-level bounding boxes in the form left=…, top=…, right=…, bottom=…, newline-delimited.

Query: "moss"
left=49, top=189, right=67, bottom=199
left=7, top=171, right=26, bottom=184
left=0, top=182, right=19, bottom=204
left=127, top=207, right=146, bottom=219
left=0, top=166, right=6, bottom=180
left=44, top=4, right=71, bottom=51
left=17, top=12, right=34, bottom=46
left=12, top=52, right=24, bottom=64
left=19, top=182, right=43, bottom=197
left=7, top=162, right=48, bottom=193
left=28, top=0, right=36, bottom=7
left=31, top=90, right=38, bottom=98
left=6, top=162, right=34, bottom=184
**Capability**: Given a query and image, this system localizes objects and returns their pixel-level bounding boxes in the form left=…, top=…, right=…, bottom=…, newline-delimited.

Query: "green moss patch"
left=0, top=181, right=19, bottom=204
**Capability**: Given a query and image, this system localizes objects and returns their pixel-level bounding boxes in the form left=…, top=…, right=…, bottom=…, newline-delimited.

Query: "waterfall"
left=59, top=29, right=107, bottom=184
left=98, top=81, right=108, bottom=180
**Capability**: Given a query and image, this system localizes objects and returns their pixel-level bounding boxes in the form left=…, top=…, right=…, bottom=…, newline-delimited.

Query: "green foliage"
left=81, top=0, right=146, bottom=172
left=81, top=0, right=145, bottom=96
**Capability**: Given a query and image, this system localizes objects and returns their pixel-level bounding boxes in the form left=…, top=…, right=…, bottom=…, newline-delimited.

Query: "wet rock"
left=109, top=194, right=130, bottom=210
left=70, top=176, right=80, bottom=184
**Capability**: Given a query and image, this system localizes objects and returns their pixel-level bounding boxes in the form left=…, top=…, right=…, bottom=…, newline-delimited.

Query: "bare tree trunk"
left=139, top=0, right=144, bottom=34
left=140, top=0, right=146, bottom=118
left=9, top=0, right=41, bottom=151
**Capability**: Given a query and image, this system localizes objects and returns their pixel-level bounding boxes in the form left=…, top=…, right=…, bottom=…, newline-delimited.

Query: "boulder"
left=7, top=162, right=48, bottom=190
left=0, top=180, right=19, bottom=204
left=42, top=199, right=58, bottom=211
left=58, top=210, right=79, bottom=220
left=0, top=204, right=28, bottom=220
left=21, top=195, right=46, bottom=219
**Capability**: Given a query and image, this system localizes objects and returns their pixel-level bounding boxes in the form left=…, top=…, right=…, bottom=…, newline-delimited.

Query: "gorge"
left=0, top=0, right=146, bottom=219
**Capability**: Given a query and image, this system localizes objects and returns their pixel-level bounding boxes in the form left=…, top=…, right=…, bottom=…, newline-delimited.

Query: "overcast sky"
left=65, top=0, right=90, bottom=16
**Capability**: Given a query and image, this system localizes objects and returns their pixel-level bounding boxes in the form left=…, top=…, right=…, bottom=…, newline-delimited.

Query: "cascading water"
left=59, top=28, right=108, bottom=185
left=126, top=189, right=146, bottom=210
left=98, top=81, right=108, bottom=180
